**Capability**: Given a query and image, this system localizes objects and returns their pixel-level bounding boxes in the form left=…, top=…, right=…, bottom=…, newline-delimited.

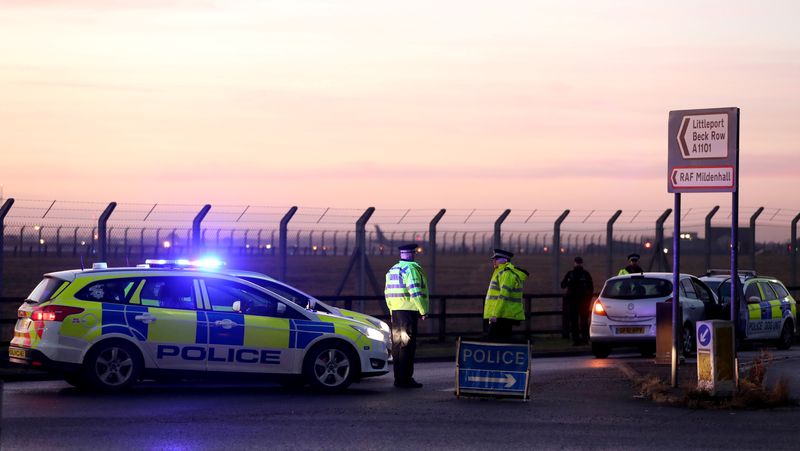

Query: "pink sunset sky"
left=1, top=0, right=799, bottom=214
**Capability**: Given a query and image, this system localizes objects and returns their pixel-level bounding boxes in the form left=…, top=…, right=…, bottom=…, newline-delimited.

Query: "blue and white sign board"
left=697, top=323, right=712, bottom=349
left=455, top=339, right=530, bottom=400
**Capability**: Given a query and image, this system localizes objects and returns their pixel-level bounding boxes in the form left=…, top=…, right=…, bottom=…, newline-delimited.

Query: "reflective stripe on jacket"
left=385, top=260, right=429, bottom=315
left=484, top=262, right=527, bottom=320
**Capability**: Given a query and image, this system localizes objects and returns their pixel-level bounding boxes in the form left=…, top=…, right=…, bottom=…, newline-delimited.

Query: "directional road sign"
left=668, top=107, right=739, bottom=193
left=455, top=340, right=530, bottom=399
left=697, top=323, right=712, bottom=348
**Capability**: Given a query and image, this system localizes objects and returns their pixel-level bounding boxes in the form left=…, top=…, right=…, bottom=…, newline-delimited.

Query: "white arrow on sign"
left=700, top=328, right=710, bottom=344
left=467, top=373, right=517, bottom=388
left=677, top=113, right=729, bottom=159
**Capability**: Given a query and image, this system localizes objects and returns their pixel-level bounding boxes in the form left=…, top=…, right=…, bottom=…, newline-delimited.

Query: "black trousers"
left=568, top=298, right=591, bottom=343
left=391, top=310, right=420, bottom=383
left=486, top=318, right=518, bottom=343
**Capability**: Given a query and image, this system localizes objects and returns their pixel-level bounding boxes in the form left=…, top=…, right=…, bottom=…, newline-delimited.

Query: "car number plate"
left=9, top=347, right=28, bottom=359
left=617, top=327, right=645, bottom=334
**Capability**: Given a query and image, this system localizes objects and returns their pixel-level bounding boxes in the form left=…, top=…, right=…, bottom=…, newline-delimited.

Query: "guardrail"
left=0, top=294, right=568, bottom=345
left=3, top=287, right=799, bottom=346
left=317, top=294, right=566, bottom=341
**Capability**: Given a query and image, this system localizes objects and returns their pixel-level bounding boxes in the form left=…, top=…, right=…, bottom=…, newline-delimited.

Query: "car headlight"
left=351, top=325, right=385, bottom=342
left=363, top=317, right=391, bottom=334
left=377, top=320, right=390, bottom=333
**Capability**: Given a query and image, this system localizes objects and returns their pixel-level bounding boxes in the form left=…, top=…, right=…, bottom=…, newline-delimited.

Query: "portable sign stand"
left=455, top=338, right=531, bottom=401
left=667, top=107, right=740, bottom=388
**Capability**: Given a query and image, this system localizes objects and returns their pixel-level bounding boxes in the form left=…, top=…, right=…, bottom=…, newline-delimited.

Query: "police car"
left=699, top=270, right=796, bottom=349
left=8, top=261, right=391, bottom=391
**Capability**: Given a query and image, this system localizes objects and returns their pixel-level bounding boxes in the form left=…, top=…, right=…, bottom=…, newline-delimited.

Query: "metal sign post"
left=668, top=107, right=739, bottom=388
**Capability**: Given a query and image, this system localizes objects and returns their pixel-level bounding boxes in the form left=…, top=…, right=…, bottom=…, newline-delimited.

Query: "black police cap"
left=628, top=253, right=641, bottom=261
left=398, top=243, right=418, bottom=252
left=490, top=248, right=514, bottom=260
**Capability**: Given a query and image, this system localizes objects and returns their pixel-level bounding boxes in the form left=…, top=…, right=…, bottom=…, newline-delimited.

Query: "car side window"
left=75, top=278, right=141, bottom=304
left=690, top=279, right=713, bottom=303
left=140, top=277, right=196, bottom=310
left=771, top=282, right=790, bottom=299
left=680, top=279, right=697, bottom=299
left=205, top=279, right=306, bottom=319
left=744, top=283, right=760, bottom=303
left=757, top=282, right=777, bottom=301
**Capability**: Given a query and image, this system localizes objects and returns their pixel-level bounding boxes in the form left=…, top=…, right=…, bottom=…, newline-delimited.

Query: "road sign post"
left=668, top=107, right=740, bottom=389
left=455, top=339, right=531, bottom=400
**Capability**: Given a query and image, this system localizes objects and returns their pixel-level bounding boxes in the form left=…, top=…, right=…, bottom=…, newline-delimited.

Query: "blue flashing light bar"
left=144, top=257, right=224, bottom=270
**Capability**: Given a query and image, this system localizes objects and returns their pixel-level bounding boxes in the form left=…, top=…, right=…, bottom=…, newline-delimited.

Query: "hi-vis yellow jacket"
left=484, top=262, right=528, bottom=320
left=384, top=260, right=429, bottom=315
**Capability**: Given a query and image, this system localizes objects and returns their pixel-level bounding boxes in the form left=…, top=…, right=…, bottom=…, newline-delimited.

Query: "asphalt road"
left=1, top=354, right=799, bottom=450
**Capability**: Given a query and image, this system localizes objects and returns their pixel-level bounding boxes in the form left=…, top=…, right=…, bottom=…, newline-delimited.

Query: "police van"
left=8, top=262, right=390, bottom=391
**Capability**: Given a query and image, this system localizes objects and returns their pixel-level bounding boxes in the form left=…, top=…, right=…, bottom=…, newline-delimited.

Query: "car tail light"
left=593, top=300, right=607, bottom=316
left=30, top=305, right=84, bottom=322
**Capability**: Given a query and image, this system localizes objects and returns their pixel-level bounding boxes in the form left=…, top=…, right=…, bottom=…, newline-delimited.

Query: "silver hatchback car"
left=590, top=272, right=718, bottom=358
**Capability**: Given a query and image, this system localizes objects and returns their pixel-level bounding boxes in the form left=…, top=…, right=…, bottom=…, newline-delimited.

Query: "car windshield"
left=703, top=280, right=722, bottom=292
left=601, top=278, right=673, bottom=300
left=239, top=276, right=332, bottom=312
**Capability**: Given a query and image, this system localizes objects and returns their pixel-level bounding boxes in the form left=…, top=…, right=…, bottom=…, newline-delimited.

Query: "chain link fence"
left=2, top=198, right=799, bottom=297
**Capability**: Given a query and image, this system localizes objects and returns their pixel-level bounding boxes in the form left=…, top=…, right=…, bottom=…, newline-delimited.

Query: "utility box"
left=696, top=320, right=736, bottom=396
left=655, top=302, right=672, bottom=365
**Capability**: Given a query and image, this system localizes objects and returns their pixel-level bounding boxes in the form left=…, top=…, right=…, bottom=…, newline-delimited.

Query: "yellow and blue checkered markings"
left=748, top=300, right=792, bottom=321
left=289, top=320, right=335, bottom=348
left=92, top=305, right=336, bottom=349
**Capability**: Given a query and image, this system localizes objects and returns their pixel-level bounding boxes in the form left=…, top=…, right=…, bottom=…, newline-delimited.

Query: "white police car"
left=8, top=261, right=390, bottom=391
left=699, top=270, right=796, bottom=349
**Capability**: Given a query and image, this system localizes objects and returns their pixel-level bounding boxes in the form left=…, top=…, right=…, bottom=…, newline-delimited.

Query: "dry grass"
left=633, top=350, right=797, bottom=409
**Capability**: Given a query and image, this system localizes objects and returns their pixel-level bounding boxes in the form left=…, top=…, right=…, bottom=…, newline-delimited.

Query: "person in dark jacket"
left=561, top=256, right=594, bottom=345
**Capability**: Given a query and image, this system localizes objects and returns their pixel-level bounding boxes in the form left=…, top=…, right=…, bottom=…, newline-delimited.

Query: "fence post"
left=192, top=204, right=211, bottom=255
left=649, top=209, right=672, bottom=271
left=0, top=198, right=15, bottom=296
left=355, top=207, right=375, bottom=297
left=493, top=209, right=511, bottom=249
left=98, top=202, right=117, bottom=262
left=792, top=212, right=800, bottom=287
left=704, top=206, right=720, bottom=271
left=428, top=209, right=446, bottom=295
left=749, top=207, right=764, bottom=271
left=606, top=210, right=622, bottom=279
left=438, top=296, right=447, bottom=342
left=554, top=210, right=570, bottom=338
left=553, top=210, right=570, bottom=291
left=279, top=206, right=298, bottom=281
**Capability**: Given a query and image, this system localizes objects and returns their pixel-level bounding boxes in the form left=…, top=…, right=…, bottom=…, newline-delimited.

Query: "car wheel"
left=776, top=320, right=794, bottom=350
left=682, top=323, right=696, bottom=357
left=83, top=340, right=142, bottom=391
left=591, top=342, right=610, bottom=359
left=303, top=342, right=357, bottom=392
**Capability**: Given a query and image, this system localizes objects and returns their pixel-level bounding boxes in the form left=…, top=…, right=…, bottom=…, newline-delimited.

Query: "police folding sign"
left=455, top=339, right=531, bottom=400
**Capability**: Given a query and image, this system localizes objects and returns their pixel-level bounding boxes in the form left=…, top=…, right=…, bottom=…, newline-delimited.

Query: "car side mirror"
left=747, top=296, right=761, bottom=304
left=232, top=300, right=241, bottom=313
